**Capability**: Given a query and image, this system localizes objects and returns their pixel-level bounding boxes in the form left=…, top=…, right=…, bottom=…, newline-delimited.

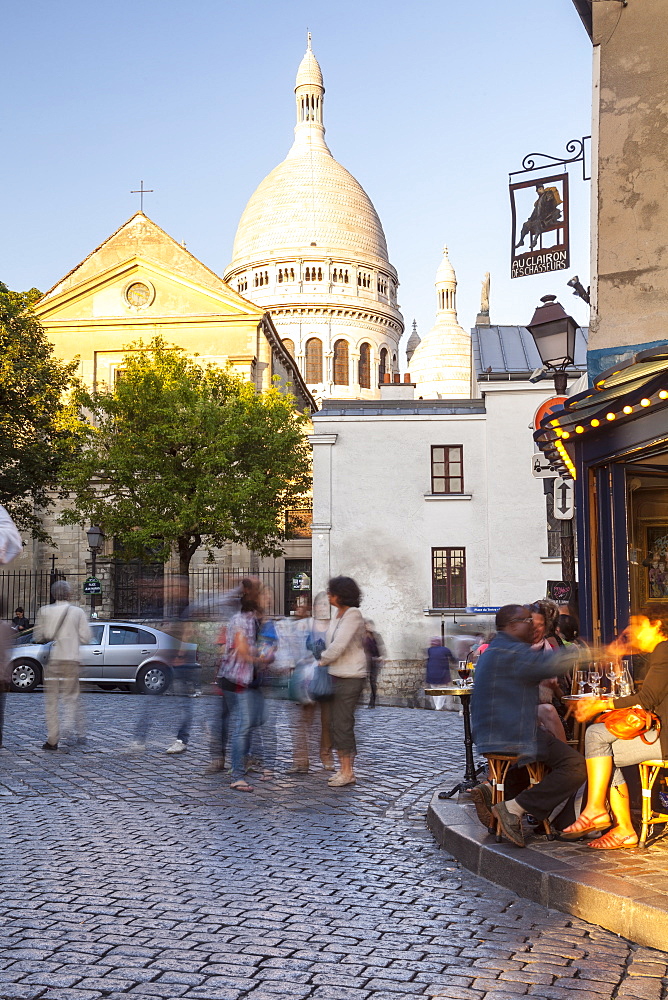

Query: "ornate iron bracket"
left=509, top=137, right=591, bottom=182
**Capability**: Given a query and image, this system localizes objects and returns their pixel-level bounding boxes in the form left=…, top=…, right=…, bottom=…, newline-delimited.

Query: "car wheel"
left=11, top=659, right=42, bottom=693
left=137, top=663, right=171, bottom=695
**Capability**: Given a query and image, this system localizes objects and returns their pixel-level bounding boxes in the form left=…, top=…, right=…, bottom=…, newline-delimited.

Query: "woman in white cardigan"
left=320, top=576, right=367, bottom=787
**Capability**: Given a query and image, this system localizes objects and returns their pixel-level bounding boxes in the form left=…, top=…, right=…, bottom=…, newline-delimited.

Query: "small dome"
left=435, top=245, right=456, bottom=284
left=411, top=246, right=471, bottom=398
left=296, top=36, right=324, bottom=89
left=406, top=319, right=421, bottom=363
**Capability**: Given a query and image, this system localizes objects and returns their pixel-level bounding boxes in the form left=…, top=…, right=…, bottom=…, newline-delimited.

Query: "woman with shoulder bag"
left=320, top=576, right=366, bottom=788
left=217, top=593, right=260, bottom=792
left=561, top=604, right=668, bottom=849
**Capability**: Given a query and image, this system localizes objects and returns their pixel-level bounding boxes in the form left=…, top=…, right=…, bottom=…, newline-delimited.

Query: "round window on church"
left=124, top=281, right=154, bottom=308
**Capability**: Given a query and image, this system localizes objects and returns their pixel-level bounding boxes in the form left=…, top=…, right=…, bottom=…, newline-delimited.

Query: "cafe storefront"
left=535, top=347, right=668, bottom=643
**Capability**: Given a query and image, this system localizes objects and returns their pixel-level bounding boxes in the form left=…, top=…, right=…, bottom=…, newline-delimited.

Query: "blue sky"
left=0, top=0, right=592, bottom=353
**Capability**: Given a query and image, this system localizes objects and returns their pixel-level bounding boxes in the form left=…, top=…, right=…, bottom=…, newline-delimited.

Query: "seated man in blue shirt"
left=470, top=604, right=586, bottom=847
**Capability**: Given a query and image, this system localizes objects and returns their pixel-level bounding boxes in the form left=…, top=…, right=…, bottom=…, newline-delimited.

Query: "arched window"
left=359, top=343, right=371, bottom=389
left=305, top=338, right=323, bottom=383
left=282, top=339, right=295, bottom=356
left=333, top=340, right=349, bottom=385
left=379, top=347, right=388, bottom=381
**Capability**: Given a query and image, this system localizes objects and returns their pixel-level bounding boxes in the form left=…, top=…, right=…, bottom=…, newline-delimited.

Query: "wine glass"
left=458, top=661, right=471, bottom=687
left=593, top=661, right=604, bottom=692
left=576, top=666, right=588, bottom=695
left=605, top=661, right=618, bottom=696
left=587, top=667, right=600, bottom=697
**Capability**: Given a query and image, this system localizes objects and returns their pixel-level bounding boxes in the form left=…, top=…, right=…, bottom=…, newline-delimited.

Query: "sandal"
left=230, top=780, right=254, bottom=793
left=588, top=830, right=638, bottom=850
left=560, top=812, right=611, bottom=840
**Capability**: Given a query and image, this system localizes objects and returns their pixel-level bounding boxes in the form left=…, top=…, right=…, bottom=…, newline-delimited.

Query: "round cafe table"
left=425, top=685, right=486, bottom=798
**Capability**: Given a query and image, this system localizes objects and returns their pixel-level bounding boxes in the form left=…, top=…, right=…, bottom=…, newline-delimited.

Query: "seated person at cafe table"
left=562, top=605, right=668, bottom=850
left=470, top=604, right=585, bottom=848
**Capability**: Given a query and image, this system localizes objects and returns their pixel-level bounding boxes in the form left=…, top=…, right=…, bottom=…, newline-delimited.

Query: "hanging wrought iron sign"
left=509, top=137, right=589, bottom=279
left=510, top=172, right=569, bottom=278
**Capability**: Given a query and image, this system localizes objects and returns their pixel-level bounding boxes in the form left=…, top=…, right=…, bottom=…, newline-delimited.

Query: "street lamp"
left=86, top=525, right=104, bottom=618
left=526, top=295, right=579, bottom=600
left=526, top=294, right=578, bottom=395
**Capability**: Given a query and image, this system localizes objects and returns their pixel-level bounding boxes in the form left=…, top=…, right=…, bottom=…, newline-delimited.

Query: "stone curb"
left=427, top=790, right=668, bottom=950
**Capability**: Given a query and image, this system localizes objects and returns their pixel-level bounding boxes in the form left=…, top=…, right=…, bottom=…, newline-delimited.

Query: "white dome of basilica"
left=224, top=35, right=403, bottom=402
left=228, top=154, right=389, bottom=267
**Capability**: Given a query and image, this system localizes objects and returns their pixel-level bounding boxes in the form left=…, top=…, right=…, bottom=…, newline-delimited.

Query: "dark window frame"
left=305, top=337, right=323, bottom=383
left=333, top=339, right=349, bottom=385
left=358, top=342, right=371, bottom=388
left=431, top=547, right=467, bottom=609
left=431, top=445, right=464, bottom=494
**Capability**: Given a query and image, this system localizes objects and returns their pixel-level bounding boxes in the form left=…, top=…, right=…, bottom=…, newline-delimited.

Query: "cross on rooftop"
left=131, top=180, right=154, bottom=212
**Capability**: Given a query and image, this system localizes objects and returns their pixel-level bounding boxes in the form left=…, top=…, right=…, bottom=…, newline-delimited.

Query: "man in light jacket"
left=34, top=580, right=91, bottom=750
left=0, top=506, right=22, bottom=565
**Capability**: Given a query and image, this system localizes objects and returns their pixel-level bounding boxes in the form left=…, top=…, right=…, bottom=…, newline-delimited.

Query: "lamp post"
left=526, top=295, right=579, bottom=594
left=526, top=294, right=578, bottom=395
left=86, top=525, right=104, bottom=618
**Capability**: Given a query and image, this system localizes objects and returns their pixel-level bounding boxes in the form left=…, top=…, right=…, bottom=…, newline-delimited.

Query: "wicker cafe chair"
left=484, top=753, right=554, bottom=841
left=638, top=760, right=668, bottom=847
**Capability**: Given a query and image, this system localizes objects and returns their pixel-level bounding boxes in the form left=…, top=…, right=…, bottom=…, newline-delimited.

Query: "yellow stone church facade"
left=12, top=213, right=314, bottom=615
left=35, top=211, right=314, bottom=407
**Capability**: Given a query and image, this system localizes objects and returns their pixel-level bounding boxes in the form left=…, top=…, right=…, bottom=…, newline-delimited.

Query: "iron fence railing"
left=0, top=565, right=307, bottom=622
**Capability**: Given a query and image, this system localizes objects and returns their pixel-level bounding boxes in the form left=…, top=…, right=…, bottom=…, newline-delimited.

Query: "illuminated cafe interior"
left=534, top=347, right=668, bottom=643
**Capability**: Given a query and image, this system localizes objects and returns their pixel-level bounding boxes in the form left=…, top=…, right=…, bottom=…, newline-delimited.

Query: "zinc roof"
left=472, top=324, right=588, bottom=377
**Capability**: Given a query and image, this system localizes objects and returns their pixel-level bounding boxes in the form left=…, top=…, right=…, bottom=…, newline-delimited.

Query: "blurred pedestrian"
left=206, top=578, right=261, bottom=774
left=248, top=598, right=280, bottom=781
left=0, top=506, right=22, bottom=565
left=321, top=576, right=366, bottom=788
left=425, top=637, right=455, bottom=685
left=34, top=580, right=91, bottom=751
left=0, top=601, right=12, bottom=748
left=425, top=637, right=456, bottom=710
left=364, top=620, right=385, bottom=709
left=129, top=577, right=200, bottom=755
left=288, top=593, right=333, bottom=773
left=217, top=591, right=260, bottom=792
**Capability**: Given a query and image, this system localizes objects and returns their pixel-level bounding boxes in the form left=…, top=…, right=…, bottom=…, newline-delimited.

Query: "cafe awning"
left=533, top=346, right=668, bottom=479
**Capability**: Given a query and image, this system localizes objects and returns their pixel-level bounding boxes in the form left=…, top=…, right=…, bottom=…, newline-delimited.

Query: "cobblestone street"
left=1, top=693, right=668, bottom=1000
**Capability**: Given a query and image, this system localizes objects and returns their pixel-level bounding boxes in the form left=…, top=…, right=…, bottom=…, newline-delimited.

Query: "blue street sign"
left=466, top=606, right=501, bottom=613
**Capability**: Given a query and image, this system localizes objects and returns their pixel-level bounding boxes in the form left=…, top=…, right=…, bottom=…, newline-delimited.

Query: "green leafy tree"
left=0, top=282, right=83, bottom=538
left=59, top=337, right=312, bottom=576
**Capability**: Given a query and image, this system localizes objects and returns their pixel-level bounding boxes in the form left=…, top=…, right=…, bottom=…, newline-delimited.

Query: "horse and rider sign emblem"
left=510, top=172, right=570, bottom=278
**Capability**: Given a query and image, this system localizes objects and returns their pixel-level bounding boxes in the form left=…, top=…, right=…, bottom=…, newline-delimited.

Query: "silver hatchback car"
left=9, top=621, right=198, bottom=694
